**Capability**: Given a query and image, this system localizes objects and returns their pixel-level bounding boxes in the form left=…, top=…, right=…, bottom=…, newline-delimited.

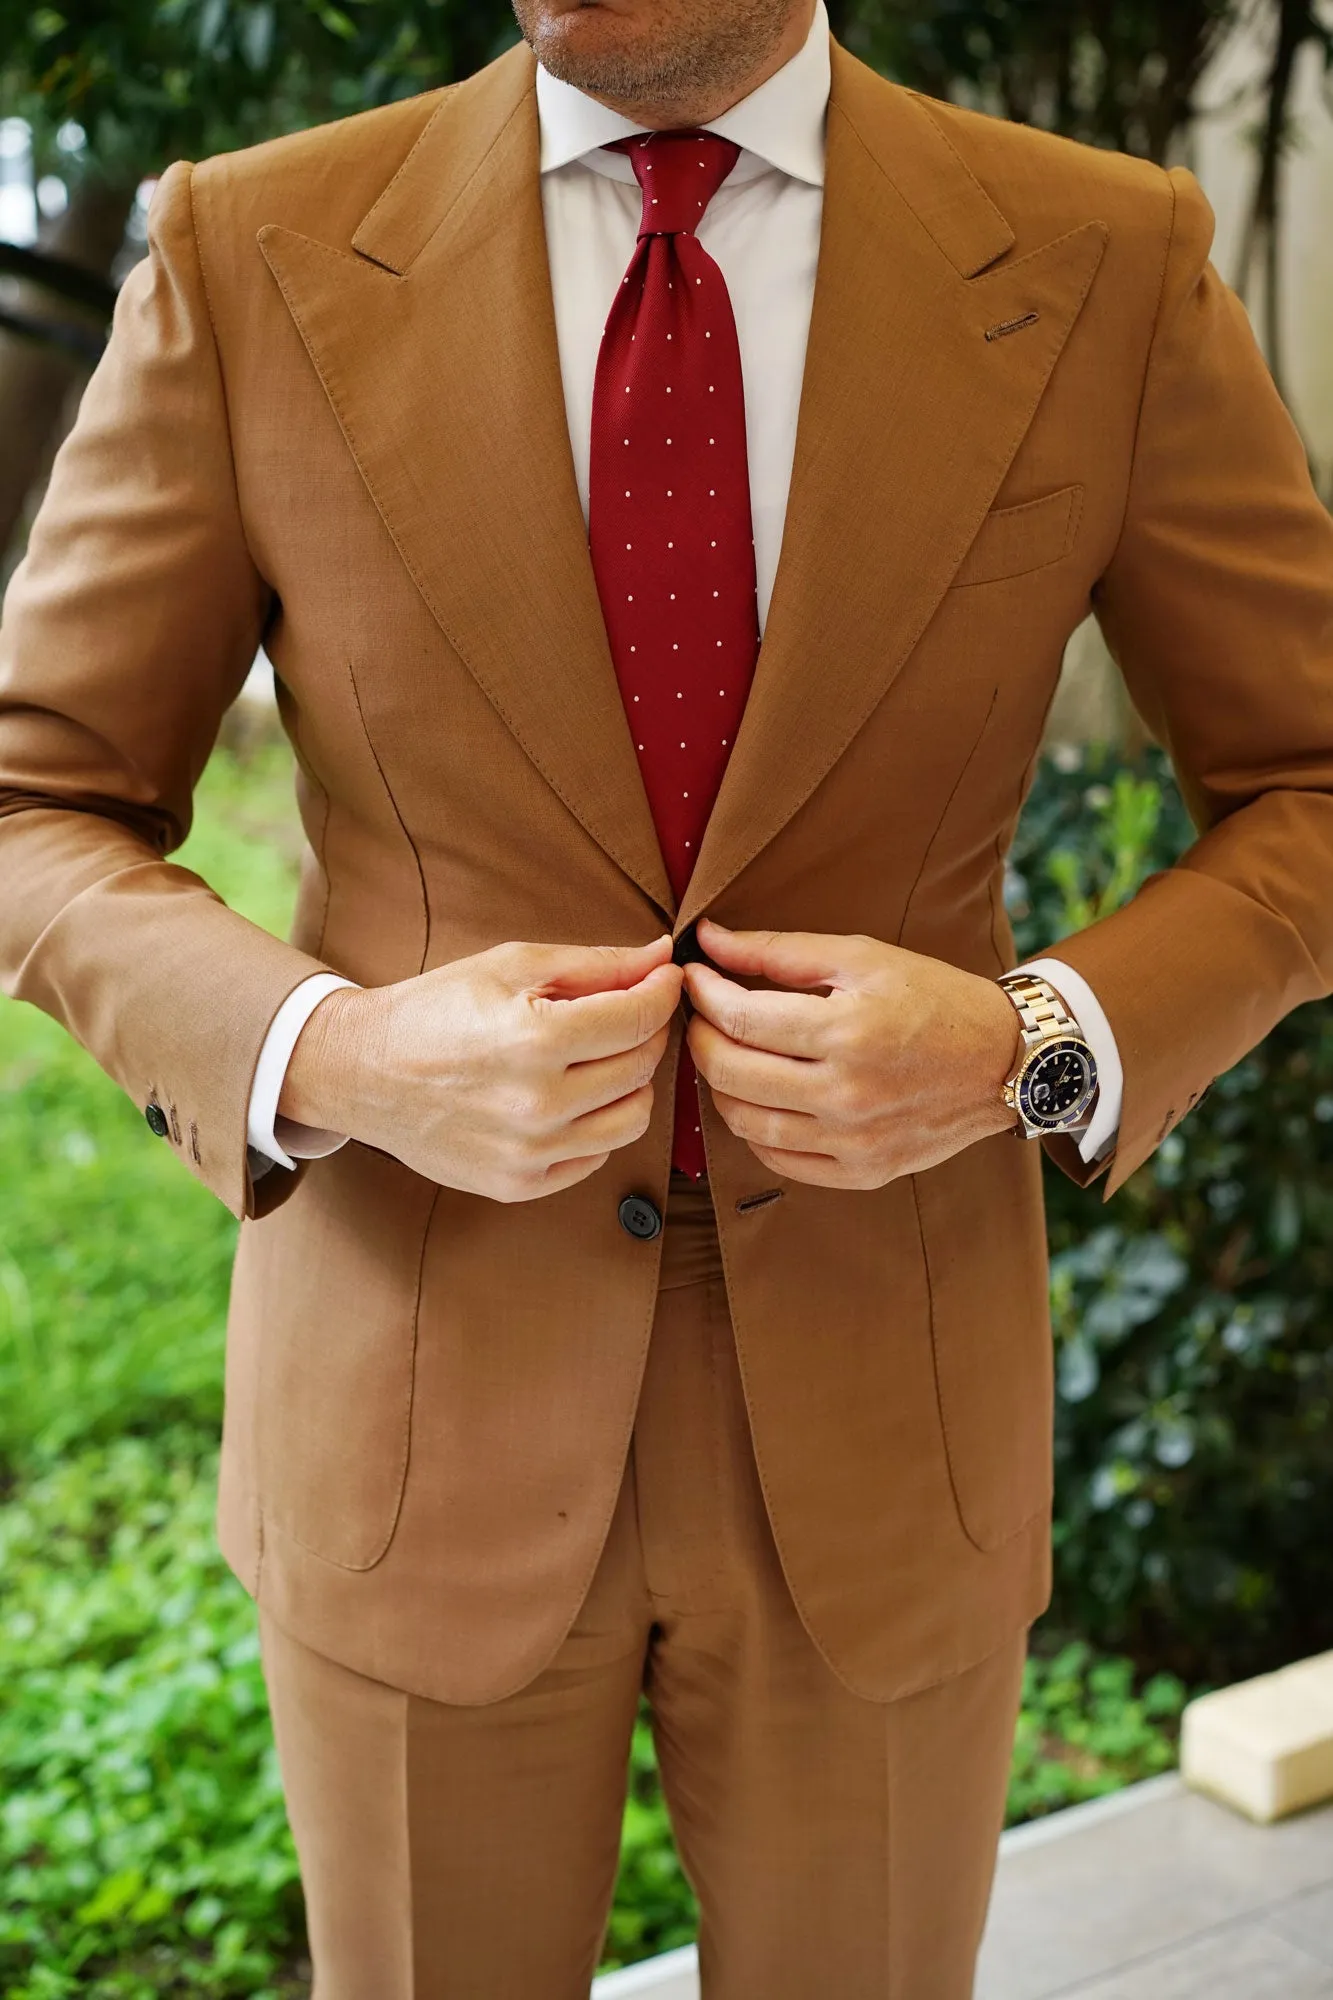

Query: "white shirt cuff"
left=247, top=973, right=359, bottom=1172
left=1011, top=957, right=1123, bottom=1166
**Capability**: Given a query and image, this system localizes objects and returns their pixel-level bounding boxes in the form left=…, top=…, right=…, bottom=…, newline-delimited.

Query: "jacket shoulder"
left=187, top=88, right=454, bottom=250
left=902, top=86, right=1177, bottom=245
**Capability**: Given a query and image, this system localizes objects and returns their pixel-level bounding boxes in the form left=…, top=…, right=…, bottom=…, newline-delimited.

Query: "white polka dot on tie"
left=719, top=689, right=725, bottom=696
left=683, top=791, right=689, bottom=798
left=666, top=439, right=672, bottom=445
left=713, top=591, right=719, bottom=598
left=709, top=386, right=714, bottom=393
left=670, top=593, right=676, bottom=600
left=668, top=541, right=674, bottom=548
left=677, top=691, right=682, bottom=697
left=685, top=840, right=691, bottom=848
left=681, top=742, right=686, bottom=749
left=626, top=543, right=632, bottom=550
left=638, top=743, right=644, bottom=750
left=705, top=331, right=711, bottom=339
left=709, top=489, right=715, bottom=496
left=722, top=738, right=728, bottom=746
left=626, top=491, right=632, bottom=498
left=667, top=490, right=673, bottom=497
left=716, top=640, right=722, bottom=647
left=710, top=540, right=716, bottom=547
left=666, top=387, right=672, bottom=394
left=667, top=334, right=673, bottom=341
left=673, top=643, right=679, bottom=650
left=628, top=595, right=633, bottom=602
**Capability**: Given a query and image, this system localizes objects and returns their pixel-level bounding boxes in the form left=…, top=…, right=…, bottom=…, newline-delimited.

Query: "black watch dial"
left=1017, top=1038, right=1098, bottom=1129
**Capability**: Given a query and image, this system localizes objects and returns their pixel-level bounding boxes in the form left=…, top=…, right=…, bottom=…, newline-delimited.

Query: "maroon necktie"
left=588, top=130, right=762, bottom=1180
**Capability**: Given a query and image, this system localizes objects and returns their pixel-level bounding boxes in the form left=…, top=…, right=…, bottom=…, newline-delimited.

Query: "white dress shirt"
left=248, top=0, right=1122, bottom=1172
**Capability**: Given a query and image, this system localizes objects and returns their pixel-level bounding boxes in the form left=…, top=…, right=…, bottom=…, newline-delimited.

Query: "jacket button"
left=672, top=922, right=709, bottom=967
left=145, top=1102, right=170, bottom=1139
left=618, top=1194, right=663, bottom=1242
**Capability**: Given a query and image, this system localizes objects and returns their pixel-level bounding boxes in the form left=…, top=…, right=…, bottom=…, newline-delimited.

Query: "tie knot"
left=605, top=130, right=742, bottom=239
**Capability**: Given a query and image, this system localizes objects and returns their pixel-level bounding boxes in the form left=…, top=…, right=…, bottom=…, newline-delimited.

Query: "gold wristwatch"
left=997, top=972, right=1099, bottom=1138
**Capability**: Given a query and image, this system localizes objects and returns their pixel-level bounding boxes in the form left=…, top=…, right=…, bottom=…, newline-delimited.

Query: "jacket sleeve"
left=1039, top=163, right=1333, bottom=1201
left=0, top=159, right=337, bottom=1221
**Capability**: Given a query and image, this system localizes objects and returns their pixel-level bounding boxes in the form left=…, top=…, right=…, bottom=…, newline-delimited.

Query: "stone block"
left=1182, top=1652, right=1333, bottom=1824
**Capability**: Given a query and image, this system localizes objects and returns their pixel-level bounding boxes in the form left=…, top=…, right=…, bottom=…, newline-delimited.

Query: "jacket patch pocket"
left=911, top=1130, right=1054, bottom=1550
left=950, top=483, right=1083, bottom=589
left=253, top=1142, right=439, bottom=1570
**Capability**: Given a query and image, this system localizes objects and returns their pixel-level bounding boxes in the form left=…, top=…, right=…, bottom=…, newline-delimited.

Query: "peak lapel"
left=676, top=47, right=1108, bottom=933
left=258, top=43, right=675, bottom=918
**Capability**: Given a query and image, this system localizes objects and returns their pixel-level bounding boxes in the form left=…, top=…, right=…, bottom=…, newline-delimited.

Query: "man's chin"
left=530, top=17, right=658, bottom=96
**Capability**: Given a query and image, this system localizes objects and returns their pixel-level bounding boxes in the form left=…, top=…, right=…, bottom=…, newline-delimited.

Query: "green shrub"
left=0, top=1434, right=305, bottom=1998
left=1010, top=744, right=1333, bottom=1682
left=0, top=1437, right=1186, bottom=1992
left=1007, top=1641, right=1186, bottom=1824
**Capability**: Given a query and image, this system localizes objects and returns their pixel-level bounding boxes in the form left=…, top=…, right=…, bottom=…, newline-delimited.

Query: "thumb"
left=521, top=935, right=677, bottom=1001
left=695, top=920, right=871, bottom=991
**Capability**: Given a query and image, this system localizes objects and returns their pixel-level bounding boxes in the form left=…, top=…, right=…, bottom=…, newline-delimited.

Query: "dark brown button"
left=672, top=923, right=710, bottom=967
left=145, top=1102, right=170, bottom=1139
left=618, top=1194, right=663, bottom=1242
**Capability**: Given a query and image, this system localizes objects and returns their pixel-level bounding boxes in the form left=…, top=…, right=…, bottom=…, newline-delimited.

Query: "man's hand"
left=684, top=919, right=1023, bottom=1189
left=280, top=936, right=683, bottom=1202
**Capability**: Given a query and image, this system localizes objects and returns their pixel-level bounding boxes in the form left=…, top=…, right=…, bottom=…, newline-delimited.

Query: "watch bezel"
left=1013, top=1035, right=1099, bottom=1132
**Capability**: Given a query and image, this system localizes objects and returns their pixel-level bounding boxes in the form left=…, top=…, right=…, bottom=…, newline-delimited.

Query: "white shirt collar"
left=536, top=0, right=829, bottom=189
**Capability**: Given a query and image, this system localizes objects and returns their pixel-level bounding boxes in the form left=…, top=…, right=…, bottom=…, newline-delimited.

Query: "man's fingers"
left=687, top=1014, right=827, bottom=1111
left=694, top=919, right=872, bottom=991
left=563, top=1026, right=671, bottom=1116
left=561, top=1081, right=656, bottom=1154
left=684, top=962, right=831, bottom=1057
left=744, top=1144, right=866, bottom=1189
left=709, top=1088, right=824, bottom=1154
left=515, top=934, right=675, bottom=999
left=533, top=960, right=684, bottom=1062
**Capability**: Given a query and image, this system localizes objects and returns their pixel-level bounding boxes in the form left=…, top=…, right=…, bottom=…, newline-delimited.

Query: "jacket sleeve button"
left=618, top=1194, right=663, bottom=1241
left=145, top=1102, right=171, bottom=1139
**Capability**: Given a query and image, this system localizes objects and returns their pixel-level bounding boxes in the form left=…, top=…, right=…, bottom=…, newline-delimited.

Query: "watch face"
left=1018, top=1038, right=1098, bottom=1129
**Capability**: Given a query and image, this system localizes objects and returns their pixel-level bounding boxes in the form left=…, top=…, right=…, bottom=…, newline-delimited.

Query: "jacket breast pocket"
left=949, top=483, right=1084, bottom=589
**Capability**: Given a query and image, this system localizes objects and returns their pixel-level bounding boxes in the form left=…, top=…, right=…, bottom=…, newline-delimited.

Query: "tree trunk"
left=0, top=174, right=136, bottom=566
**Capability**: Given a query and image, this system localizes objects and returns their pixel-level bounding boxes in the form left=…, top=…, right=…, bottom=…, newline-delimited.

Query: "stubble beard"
left=513, top=1, right=795, bottom=120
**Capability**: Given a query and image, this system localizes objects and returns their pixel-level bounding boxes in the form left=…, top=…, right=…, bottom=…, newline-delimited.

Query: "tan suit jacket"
left=3, top=34, right=1332, bottom=1707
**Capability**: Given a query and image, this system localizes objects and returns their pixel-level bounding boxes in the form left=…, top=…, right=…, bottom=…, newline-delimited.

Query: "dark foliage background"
left=1011, top=747, right=1333, bottom=1684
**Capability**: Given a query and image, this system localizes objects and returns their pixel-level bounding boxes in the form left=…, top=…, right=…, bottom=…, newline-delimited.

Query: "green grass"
left=0, top=738, right=1190, bottom=1995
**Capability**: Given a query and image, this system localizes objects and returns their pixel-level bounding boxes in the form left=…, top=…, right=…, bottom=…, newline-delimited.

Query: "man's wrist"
left=979, top=973, right=1026, bottom=1137
left=279, top=984, right=368, bottom=1134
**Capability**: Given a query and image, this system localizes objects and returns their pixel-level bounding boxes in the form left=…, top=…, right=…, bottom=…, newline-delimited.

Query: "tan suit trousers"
left=257, top=1174, right=1029, bottom=1998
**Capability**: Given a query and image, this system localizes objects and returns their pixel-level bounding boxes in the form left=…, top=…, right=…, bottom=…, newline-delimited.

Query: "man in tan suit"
left=3, top=0, right=1333, bottom=1990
